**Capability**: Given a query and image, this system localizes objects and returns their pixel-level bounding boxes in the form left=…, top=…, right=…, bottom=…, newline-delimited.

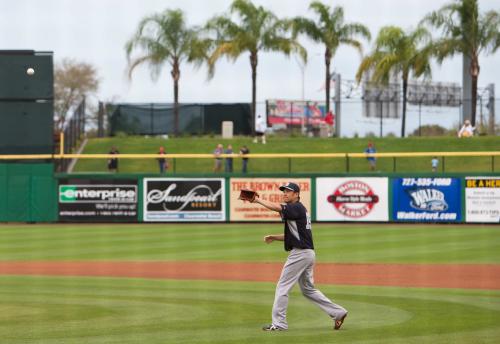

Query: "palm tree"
left=293, top=2, right=370, bottom=114
left=356, top=26, right=433, bottom=137
left=125, top=9, right=208, bottom=135
left=421, top=0, right=500, bottom=126
left=206, top=0, right=306, bottom=135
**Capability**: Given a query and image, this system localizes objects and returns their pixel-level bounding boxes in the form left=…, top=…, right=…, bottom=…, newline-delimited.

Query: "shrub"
left=410, top=125, right=449, bottom=137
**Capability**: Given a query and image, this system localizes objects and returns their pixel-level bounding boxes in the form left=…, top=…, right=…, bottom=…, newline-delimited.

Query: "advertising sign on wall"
left=58, top=179, right=138, bottom=221
left=392, top=177, right=461, bottom=222
left=143, top=178, right=225, bottom=222
left=229, top=178, right=311, bottom=221
left=266, top=99, right=327, bottom=126
left=316, top=177, right=389, bottom=221
left=465, top=177, right=500, bottom=223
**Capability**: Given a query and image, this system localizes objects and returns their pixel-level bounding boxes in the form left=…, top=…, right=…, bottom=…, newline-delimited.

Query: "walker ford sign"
left=58, top=179, right=138, bottom=221
left=143, top=178, right=225, bottom=221
left=392, top=178, right=461, bottom=222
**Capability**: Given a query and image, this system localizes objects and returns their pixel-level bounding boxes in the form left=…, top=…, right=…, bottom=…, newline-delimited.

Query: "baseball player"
left=251, top=182, right=348, bottom=331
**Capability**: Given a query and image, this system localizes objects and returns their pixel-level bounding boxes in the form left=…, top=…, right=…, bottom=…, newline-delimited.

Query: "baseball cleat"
left=262, top=324, right=283, bottom=331
left=334, top=312, right=348, bottom=330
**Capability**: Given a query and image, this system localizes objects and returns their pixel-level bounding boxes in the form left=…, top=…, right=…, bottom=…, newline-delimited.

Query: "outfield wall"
left=56, top=173, right=499, bottom=224
left=0, top=164, right=498, bottom=223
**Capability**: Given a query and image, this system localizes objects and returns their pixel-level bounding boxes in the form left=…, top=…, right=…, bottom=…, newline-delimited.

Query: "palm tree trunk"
left=171, top=58, right=180, bottom=136
left=250, top=51, right=258, bottom=136
left=401, top=77, right=408, bottom=138
left=471, top=75, right=478, bottom=127
left=470, top=56, right=480, bottom=127
left=325, top=48, right=332, bottom=113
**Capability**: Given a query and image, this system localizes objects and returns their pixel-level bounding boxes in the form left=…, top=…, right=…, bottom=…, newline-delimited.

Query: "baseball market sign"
left=230, top=178, right=311, bottom=221
left=316, top=177, right=389, bottom=221
left=143, top=178, right=225, bottom=222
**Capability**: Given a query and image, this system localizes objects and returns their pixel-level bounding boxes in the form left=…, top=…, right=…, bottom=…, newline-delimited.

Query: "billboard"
left=143, top=178, right=225, bottom=222
left=266, top=99, right=327, bottom=126
left=407, top=81, right=461, bottom=107
left=316, top=178, right=389, bottom=221
left=229, top=178, right=311, bottom=221
left=392, top=178, right=461, bottom=222
left=58, top=179, right=138, bottom=221
left=465, top=177, right=500, bottom=223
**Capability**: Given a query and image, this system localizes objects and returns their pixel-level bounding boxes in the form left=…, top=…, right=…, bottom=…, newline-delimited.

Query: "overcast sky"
left=1, top=0, right=499, bottom=105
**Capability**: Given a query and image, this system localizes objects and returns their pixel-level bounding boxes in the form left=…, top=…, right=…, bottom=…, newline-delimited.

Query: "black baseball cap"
left=279, top=182, right=300, bottom=193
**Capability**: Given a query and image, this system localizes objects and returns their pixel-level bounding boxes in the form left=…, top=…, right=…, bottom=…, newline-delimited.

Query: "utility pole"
left=488, top=83, right=495, bottom=135
left=333, top=73, right=341, bottom=137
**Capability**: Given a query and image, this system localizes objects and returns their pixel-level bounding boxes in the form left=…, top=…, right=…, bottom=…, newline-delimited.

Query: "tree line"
left=57, top=0, right=500, bottom=138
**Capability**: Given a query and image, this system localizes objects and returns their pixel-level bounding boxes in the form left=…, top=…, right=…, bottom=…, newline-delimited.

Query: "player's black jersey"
left=280, top=201, right=314, bottom=251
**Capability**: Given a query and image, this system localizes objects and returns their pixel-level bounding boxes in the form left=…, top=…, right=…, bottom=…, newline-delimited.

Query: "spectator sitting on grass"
left=458, top=120, right=475, bottom=138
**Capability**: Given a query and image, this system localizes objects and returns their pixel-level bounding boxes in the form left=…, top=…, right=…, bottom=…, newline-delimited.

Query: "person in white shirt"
left=458, top=120, right=475, bottom=138
left=254, top=115, right=267, bottom=144
left=431, top=156, right=439, bottom=172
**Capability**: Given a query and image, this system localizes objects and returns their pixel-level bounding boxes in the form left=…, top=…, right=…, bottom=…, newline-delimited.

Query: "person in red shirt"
left=324, top=111, right=334, bottom=137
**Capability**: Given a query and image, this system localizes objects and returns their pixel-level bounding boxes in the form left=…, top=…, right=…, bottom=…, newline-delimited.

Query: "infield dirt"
left=1, top=261, right=499, bottom=290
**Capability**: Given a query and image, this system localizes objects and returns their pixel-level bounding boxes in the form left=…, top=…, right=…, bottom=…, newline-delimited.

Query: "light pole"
left=294, top=55, right=306, bottom=134
left=418, top=94, right=426, bottom=137
left=294, top=55, right=306, bottom=101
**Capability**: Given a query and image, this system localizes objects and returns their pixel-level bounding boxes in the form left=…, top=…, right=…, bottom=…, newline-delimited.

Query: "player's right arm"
left=264, top=234, right=284, bottom=243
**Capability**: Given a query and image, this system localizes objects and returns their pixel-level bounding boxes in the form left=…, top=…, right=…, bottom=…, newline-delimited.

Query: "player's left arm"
left=253, top=197, right=282, bottom=212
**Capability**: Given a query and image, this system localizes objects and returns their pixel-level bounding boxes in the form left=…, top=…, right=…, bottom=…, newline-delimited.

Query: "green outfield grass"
left=0, top=223, right=499, bottom=263
left=73, top=136, right=500, bottom=174
left=1, top=276, right=499, bottom=344
left=1, top=223, right=499, bottom=343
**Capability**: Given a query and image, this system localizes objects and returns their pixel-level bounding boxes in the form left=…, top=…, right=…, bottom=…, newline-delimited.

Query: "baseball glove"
left=238, top=189, right=259, bottom=202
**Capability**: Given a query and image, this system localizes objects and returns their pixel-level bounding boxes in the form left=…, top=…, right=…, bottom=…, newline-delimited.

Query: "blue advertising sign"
left=392, top=178, right=462, bottom=222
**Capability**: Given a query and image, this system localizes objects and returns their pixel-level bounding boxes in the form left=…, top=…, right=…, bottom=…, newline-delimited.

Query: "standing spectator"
left=158, top=146, right=167, bottom=174
left=225, top=144, right=234, bottom=173
left=240, top=145, right=250, bottom=173
left=324, top=111, right=334, bottom=137
left=431, top=156, right=439, bottom=172
left=458, top=119, right=475, bottom=138
left=213, top=143, right=223, bottom=173
left=107, top=146, right=119, bottom=173
left=254, top=114, right=267, bottom=144
left=364, top=142, right=376, bottom=171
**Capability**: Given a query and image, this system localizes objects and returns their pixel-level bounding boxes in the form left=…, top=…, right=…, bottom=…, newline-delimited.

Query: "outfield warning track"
left=1, top=261, right=499, bottom=290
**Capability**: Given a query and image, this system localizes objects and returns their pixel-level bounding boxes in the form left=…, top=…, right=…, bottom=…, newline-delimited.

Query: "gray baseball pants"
left=272, top=248, right=347, bottom=330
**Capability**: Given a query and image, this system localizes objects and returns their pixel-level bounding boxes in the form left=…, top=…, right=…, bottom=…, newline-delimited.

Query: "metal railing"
left=1, top=134, right=499, bottom=173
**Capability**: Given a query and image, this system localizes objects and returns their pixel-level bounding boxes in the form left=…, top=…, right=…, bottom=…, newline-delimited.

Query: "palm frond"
left=292, top=17, right=323, bottom=42
left=127, top=55, right=156, bottom=80
left=309, top=1, right=331, bottom=27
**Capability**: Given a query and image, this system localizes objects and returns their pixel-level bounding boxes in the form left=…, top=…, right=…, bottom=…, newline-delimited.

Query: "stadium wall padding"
left=2, top=170, right=499, bottom=223
left=0, top=163, right=57, bottom=222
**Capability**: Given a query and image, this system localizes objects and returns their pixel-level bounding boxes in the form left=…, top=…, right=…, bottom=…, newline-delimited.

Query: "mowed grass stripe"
left=0, top=224, right=499, bottom=263
left=1, top=276, right=500, bottom=344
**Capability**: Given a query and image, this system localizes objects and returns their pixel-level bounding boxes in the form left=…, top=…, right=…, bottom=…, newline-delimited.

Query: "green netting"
left=109, top=103, right=251, bottom=135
